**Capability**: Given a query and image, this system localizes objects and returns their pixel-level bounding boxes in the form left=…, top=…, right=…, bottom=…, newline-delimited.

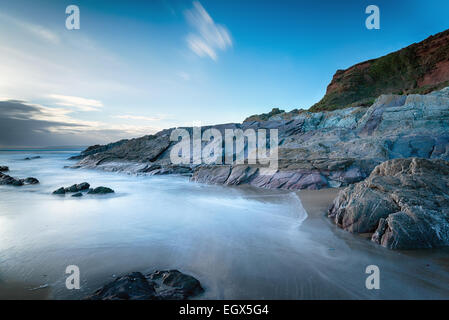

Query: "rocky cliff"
left=310, top=29, right=449, bottom=111
left=72, top=87, right=449, bottom=192
left=328, top=158, right=449, bottom=250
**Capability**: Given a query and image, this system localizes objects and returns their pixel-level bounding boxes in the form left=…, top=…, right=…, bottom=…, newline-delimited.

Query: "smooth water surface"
left=0, top=151, right=448, bottom=299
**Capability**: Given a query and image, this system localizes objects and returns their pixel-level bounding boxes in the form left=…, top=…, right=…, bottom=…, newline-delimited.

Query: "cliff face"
left=72, top=87, right=449, bottom=191
left=310, top=29, right=449, bottom=111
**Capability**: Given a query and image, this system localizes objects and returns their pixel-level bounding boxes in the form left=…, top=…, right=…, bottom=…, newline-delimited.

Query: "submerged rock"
left=23, top=156, right=41, bottom=160
left=85, top=270, right=203, bottom=300
left=328, top=158, right=449, bottom=249
left=52, top=182, right=90, bottom=195
left=87, top=186, right=114, bottom=194
left=0, top=166, right=8, bottom=172
left=65, top=182, right=90, bottom=193
left=52, top=187, right=66, bottom=195
left=23, top=177, right=39, bottom=185
left=72, top=192, right=83, bottom=197
left=0, top=172, right=39, bottom=186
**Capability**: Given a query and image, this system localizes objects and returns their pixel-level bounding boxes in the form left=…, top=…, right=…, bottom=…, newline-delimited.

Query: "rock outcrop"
left=52, top=182, right=90, bottom=195
left=328, top=158, right=449, bottom=249
left=0, top=172, right=39, bottom=186
left=85, top=270, right=203, bottom=300
left=310, top=29, right=449, bottom=111
left=52, top=183, right=114, bottom=196
left=71, top=87, right=449, bottom=191
left=0, top=166, right=8, bottom=172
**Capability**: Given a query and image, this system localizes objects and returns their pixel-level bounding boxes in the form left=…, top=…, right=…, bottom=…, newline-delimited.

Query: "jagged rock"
left=65, top=182, right=90, bottom=193
left=328, top=158, right=449, bottom=249
left=85, top=270, right=203, bottom=300
left=0, top=172, right=39, bottom=186
left=52, top=187, right=66, bottom=195
left=53, top=182, right=90, bottom=195
left=85, top=272, right=157, bottom=300
left=147, top=270, right=204, bottom=300
left=0, top=166, right=8, bottom=172
left=87, top=186, right=114, bottom=194
left=70, top=87, right=449, bottom=191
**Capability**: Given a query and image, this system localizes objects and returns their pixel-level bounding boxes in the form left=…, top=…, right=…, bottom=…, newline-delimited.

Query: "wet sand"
left=1, top=152, right=448, bottom=300
left=0, top=282, right=50, bottom=300
left=297, top=188, right=340, bottom=218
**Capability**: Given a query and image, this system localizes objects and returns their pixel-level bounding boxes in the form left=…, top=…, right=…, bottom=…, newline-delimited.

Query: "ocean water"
left=0, top=151, right=448, bottom=299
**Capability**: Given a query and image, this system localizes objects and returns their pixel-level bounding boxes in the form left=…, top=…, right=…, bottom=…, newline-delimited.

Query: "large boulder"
left=85, top=270, right=203, bottom=300
left=0, top=166, right=8, bottom=172
left=328, top=158, right=449, bottom=249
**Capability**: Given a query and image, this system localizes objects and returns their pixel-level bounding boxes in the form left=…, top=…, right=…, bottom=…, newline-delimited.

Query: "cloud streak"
left=185, top=1, right=232, bottom=61
left=47, top=94, right=103, bottom=112
left=0, top=12, right=60, bottom=44
left=0, top=100, right=161, bottom=147
left=112, top=114, right=160, bottom=121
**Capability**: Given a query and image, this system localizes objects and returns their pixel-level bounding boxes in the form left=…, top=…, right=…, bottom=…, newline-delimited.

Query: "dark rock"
left=76, top=182, right=90, bottom=191
left=52, top=187, right=66, bottom=195
left=24, top=156, right=41, bottom=160
left=23, top=177, right=39, bottom=185
left=85, top=272, right=157, bottom=300
left=0, top=166, right=8, bottom=172
left=53, top=182, right=90, bottom=195
left=85, top=270, right=203, bottom=300
left=147, top=270, right=204, bottom=300
left=328, top=158, right=449, bottom=249
left=68, top=140, right=129, bottom=161
left=72, top=192, right=83, bottom=197
left=87, top=186, right=114, bottom=194
left=65, top=184, right=79, bottom=193
left=0, top=172, right=39, bottom=186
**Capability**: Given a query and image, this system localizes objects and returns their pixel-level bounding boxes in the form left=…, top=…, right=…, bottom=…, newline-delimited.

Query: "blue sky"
left=0, top=0, right=449, bottom=146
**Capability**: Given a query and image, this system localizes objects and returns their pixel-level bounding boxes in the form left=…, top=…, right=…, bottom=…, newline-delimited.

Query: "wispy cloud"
left=185, top=1, right=232, bottom=61
left=0, top=12, right=60, bottom=44
left=112, top=114, right=161, bottom=121
left=47, top=94, right=103, bottom=112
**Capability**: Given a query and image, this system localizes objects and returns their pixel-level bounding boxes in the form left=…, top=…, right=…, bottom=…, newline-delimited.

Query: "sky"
left=0, top=0, right=449, bottom=147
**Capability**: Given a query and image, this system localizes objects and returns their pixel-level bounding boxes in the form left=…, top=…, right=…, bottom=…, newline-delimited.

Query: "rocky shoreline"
left=67, top=87, right=449, bottom=250
left=70, top=87, right=449, bottom=191
left=329, top=158, right=449, bottom=249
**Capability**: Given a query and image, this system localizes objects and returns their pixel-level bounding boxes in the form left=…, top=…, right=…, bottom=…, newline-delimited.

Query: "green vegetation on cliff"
left=310, top=29, right=449, bottom=111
